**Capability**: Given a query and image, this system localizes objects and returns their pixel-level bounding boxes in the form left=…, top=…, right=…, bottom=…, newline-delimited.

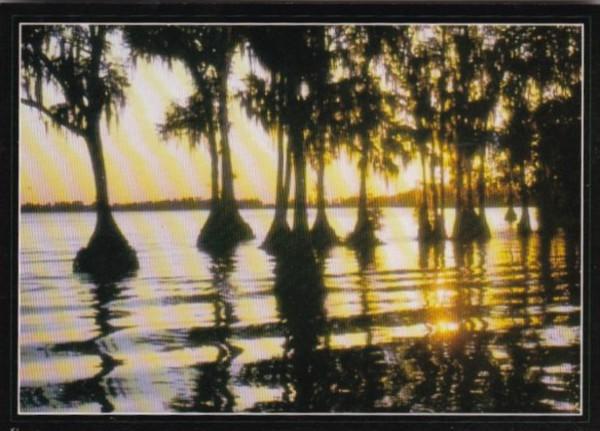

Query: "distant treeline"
left=21, top=198, right=262, bottom=212
left=22, top=189, right=517, bottom=213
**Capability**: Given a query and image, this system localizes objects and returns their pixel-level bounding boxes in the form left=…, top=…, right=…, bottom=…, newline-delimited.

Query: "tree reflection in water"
left=21, top=227, right=580, bottom=413
left=170, top=247, right=238, bottom=412
left=238, top=245, right=396, bottom=412
left=20, top=275, right=131, bottom=412
left=174, top=230, right=580, bottom=413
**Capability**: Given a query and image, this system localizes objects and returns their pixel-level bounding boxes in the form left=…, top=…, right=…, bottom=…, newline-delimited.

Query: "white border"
left=17, top=21, right=586, bottom=417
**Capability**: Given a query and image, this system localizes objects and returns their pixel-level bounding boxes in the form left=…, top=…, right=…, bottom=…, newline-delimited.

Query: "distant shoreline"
left=21, top=205, right=518, bottom=213
left=21, top=191, right=519, bottom=213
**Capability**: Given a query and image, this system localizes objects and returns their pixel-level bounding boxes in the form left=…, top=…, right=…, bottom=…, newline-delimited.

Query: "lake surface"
left=19, top=207, right=581, bottom=414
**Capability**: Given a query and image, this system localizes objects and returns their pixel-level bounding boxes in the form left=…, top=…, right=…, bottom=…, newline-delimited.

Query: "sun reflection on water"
left=19, top=207, right=580, bottom=413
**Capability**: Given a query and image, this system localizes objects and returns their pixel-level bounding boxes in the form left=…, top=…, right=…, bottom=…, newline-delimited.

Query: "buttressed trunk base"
left=453, top=154, right=484, bottom=242
left=197, top=200, right=255, bottom=254
left=262, top=124, right=291, bottom=254
left=517, top=161, right=532, bottom=237
left=73, top=127, right=138, bottom=281
left=198, top=54, right=255, bottom=254
left=310, top=143, right=338, bottom=250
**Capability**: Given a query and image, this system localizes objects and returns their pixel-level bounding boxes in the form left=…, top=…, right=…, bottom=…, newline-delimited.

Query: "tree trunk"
left=430, top=146, right=439, bottom=220
left=87, top=121, right=111, bottom=217
left=454, top=154, right=479, bottom=242
left=439, top=136, right=447, bottom=238
left=218, top=53, right=236, bottom=206
left=262, top=121, right=291, bottom=252
left=452, top=148, right=464, bottom=239
left=311, top=139, right=338, bottom=248
left=291, top=121, right=308, bottom=235
left=282, top=137, right=293, bottom=222
left=429, top=138, right=444, bottom=241
left=505, top=160, right=517, bottom=224
left=537, top=165, right=556, bottom=236
left=477, top=144, right=491, bottom=240
left=517, top=160, right=532, bottom=236
left=466, top=157, right=474, bottom=211
left=208, top=122, right=220, bottom=209
left=273, top=71, right=286, bottom=223
left=421, top=149, right=428, bottom=207
left=315, top=141, right=327, bottom=223
left=275, top=120, right=285, bottom=221
left=197, top=45, right=254, bottom=250
left=74, top=118, right=138, bottom=278
left=348, top=135, right=378, bottom=249
left=357, top=147, right=369, bottom=229
left=419, top=148, right=432, bottom=241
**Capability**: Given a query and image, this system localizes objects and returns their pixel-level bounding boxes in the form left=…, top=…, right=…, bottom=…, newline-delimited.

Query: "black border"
left=1, top=3, right=598, bottom=430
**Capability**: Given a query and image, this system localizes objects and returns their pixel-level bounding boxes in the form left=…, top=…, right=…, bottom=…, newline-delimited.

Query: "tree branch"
left=21, top=98, right=84, bottom=137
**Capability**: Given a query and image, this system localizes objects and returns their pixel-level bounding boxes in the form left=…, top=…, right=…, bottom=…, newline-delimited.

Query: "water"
left=19, top=207, right=581, bottom=413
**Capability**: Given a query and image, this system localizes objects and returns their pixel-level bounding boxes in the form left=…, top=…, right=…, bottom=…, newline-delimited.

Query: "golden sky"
left=19, top=36, right=420, bottom=205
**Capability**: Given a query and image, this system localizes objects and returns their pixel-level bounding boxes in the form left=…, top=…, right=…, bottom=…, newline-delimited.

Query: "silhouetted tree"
left=21, top=25, right=138, bottom=278
left=124, top=26, right=254, bottom=252
left=334, top=26, right=402, bottom=249
left=239, top=27, right=293, bottom=252
left=447, top=26, right=499, bottom=242
left=159, top=87, right=220, bottom=210
left=403, top=28, right=437, bottom=242
left=305, top=27, right=340, bottom=249
left=528, top=27, right=581, bottom=236
left=244, top=27, right=327, bottom=252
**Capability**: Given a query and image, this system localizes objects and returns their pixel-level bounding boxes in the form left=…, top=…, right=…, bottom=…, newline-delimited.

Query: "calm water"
left=19, top=208, right=581, bottom=414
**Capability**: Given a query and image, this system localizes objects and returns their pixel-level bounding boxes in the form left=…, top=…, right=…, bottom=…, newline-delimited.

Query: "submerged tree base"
left=453, top=207, right=490, bottom=243
left=417, top=204, right=433, bottom=243
left=277, top=229, right=317, bottom=261
left=505, top=205, right=517, bottom=224
left=479, top=212, right=492, bottom=241
left=73, top=221, right=139, bottom=282
left=310, top=216, right=339, bottom=251
left=430, top=215, right=447, bottom=242
left=517, top=210, right=532, bottom=237
left=261, top=219, right=292, bottom=255
left=197, top=203, right=255, bottom=253
left=346, top=220, right=381, bottom=251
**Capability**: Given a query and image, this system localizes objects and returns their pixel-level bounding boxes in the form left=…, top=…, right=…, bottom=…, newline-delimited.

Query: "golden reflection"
left=424, top=288, right=457, bottom=309
left=119, top=303, right=215, bottom=330
left=484, top=315, right=543, bottom=331
left=20, top=355, right=101, bottom=386
left=234, top=385, right=285, bottom=411
left=232, top=337, right=285, bottom=364
left=430, top=320, right=460, bottom=336
left=112, top=346, right=219, bottom=372
left=372, top=324, right=429, bottom=342
left=324, top=291, right=363, bottom=320
left=329, top=332, right=369, bottom=350
left=20, top=208, right=581, bottom=413
left=233, top=296, right=279, bottom=327
left=21, top=312, right=97, bottom=346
